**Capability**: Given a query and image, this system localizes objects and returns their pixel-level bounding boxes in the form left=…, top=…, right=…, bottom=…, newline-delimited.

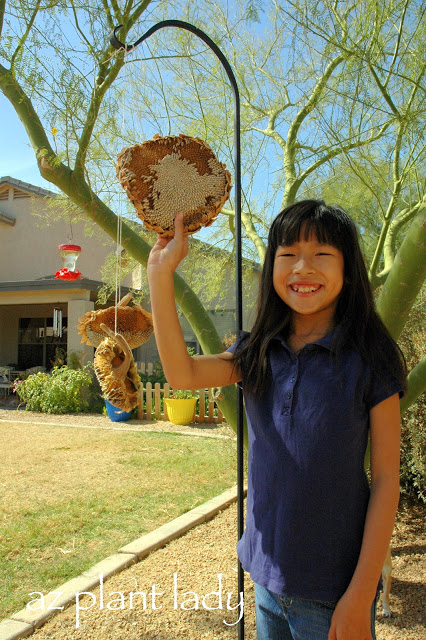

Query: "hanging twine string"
left=67, top=215, right=74, bottom=243
left=114, top=202, right=123, bottom=335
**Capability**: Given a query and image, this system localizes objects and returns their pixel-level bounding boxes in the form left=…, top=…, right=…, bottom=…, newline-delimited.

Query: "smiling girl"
left=147, top=200, right=406, bottom=640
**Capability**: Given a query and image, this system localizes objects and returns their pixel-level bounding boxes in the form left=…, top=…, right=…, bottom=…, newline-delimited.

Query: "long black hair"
left=232, top=199, right=407, bottom=395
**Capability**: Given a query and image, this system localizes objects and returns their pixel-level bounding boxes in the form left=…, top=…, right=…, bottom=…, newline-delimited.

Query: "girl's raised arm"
left=147, top=213, right=241, bottom=390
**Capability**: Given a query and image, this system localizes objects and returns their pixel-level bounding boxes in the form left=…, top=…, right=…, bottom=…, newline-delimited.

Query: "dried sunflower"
left=116, top=133, right=232, bottom=236
left=94, top=324, right=140, bottom=412
left=78, top=293, right=153, bottom=349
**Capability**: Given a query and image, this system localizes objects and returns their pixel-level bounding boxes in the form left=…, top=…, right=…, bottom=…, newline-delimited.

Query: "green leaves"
left=18, top=365, right=99, bottom=413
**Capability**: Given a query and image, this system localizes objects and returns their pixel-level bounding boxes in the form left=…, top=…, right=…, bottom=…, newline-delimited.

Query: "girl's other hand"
left=328, top=591, right=373, bottom=640
left=147, top=212, right=189, bottom=275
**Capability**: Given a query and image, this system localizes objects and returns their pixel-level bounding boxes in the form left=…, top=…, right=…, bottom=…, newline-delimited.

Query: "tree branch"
left=368, top=63, right=400, bottom=116
left=0, top=0, right=6, bottom=40
left=10, top=0, right=42, bottom=70
left=292, top=121, right=391, bottom=198
left=0, top=62, right=67, bottom=181
left=241, top=211, right=267, bottom=263
left=400, top=356, right=426, bottom=414
left=369, top=116, right=414, bottom=282
left=100, top=0, right=116, bottom=31
left=286, top=53, right=346, bottom=151
left=381, top=198, right=426, bottom=271
left=384, top=0, right=410, bottom=89
left=70, top=1, right=100, bottom=61
left=73, top=0, right=154, bottom=179
left=376, top=209, right=426, bottom=341
left=128, top=0, right=153, bottom=26
left=246, top=124, right=286, bottom=149
left=73, top=53, right=124, bottom=179
left=282, top=53, right=346, bottom=202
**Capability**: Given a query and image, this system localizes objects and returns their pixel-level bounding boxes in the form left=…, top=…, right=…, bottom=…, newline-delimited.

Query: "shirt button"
left=286, top=392, right=291, bottom=399
left=290, top=377, right=295, bottom=383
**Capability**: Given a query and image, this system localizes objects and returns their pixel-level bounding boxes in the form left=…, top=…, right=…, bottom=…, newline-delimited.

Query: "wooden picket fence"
left=136, top=361, right=224, bottom=423
left=136, top=382, right=223, bottom=423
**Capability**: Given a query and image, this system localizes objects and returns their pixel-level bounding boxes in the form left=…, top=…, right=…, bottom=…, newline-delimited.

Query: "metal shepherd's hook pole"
left=109, top=20, right=245, bottom=638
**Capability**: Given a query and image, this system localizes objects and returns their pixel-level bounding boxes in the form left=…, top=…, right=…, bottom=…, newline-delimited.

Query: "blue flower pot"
left=104, top=399, right=132, bottom=422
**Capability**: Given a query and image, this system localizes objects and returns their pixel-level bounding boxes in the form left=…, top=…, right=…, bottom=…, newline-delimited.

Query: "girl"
left=147, top=200, right=406, bottom=640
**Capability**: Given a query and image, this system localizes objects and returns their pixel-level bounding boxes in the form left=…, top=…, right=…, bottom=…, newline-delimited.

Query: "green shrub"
left=139, top=360, right=167, bottom=385
left=16, top=372, right=49, bottom=412
left=169, top=389, right=197, bottom=399
left=398, top=304, right=425, bottom=502
left=400, top=396, right=426, bottom=503
left=18, top=365, right=102, bottom=414
left=67, top=350, right=84, bottom=370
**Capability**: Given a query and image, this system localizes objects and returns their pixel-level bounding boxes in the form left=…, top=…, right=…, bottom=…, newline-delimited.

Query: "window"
left=18, top=317, right=68, bottom=370
left=185, top=341, right=202, bottom=355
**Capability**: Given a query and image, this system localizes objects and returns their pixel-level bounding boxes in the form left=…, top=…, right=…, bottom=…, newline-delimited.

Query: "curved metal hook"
left=110, top=25, right=131, bottom=52
left=110, top=21, right=241, bottom=93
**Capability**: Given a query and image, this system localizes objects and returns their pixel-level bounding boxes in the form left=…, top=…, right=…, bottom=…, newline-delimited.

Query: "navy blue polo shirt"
left=227, top=328, right=402, bottom=603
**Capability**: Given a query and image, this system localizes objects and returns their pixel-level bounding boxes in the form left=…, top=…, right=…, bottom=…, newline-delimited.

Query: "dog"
left=381, top=547, right=393, bottom=617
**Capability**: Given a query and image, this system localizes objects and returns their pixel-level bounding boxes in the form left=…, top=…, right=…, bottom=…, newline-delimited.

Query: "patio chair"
left=0, top=367, right=13, bottom=396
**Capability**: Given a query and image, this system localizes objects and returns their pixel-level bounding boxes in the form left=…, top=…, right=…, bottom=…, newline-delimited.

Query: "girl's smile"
left=273, top=235, right=344, bottom=323
left=289, top=282, right=322, bottom=294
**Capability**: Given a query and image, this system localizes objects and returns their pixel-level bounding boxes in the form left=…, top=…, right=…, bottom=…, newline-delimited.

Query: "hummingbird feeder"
left=55, top=243, right=83, bottom=281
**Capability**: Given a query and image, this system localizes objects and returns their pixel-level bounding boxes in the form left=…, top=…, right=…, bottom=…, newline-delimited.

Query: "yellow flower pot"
left=164, top=398, right=197, bottom=425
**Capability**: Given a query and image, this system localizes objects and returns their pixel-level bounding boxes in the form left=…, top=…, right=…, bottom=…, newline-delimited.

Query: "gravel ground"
left=2, top=408, right=425, bottom=639
left=29, top=500, right=426, bottom=640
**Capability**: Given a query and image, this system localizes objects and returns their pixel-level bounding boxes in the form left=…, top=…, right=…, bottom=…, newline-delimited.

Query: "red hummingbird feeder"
left=55, top=244, right=83, bottom=281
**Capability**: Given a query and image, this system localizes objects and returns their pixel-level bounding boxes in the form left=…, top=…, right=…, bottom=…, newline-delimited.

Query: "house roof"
left=0, top=176, right=57, bottom=199
left=0, top=278, right=131, bottom=305
left=0, top=278, right=104, bottom=293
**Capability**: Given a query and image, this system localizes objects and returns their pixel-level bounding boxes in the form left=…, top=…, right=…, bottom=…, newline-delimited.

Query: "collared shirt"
left=227, top=328, right=402, bottom=602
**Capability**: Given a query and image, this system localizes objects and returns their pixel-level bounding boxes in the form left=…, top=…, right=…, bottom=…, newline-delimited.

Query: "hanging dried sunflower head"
left=78, top=293, right=153, bottom=349
left=94, top=324, right=140, bottom=413
left=116, top=134, right=232, bottom=236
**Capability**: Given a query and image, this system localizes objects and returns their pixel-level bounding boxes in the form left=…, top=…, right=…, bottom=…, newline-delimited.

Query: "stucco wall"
left=0, top=184, right=123, bottom=283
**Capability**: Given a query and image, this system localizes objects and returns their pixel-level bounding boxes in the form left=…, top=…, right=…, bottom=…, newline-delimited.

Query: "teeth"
left=291, top=285, right=320, bottom=293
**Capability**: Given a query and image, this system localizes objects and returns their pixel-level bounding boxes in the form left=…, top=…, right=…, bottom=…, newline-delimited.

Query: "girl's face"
left=273, top=231, right=344, bottom=324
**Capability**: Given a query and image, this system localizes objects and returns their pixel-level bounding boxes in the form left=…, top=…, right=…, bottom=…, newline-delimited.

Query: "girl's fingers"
left=174, top=212, right=188, bottom=254
left=148, top=213, right=188, bottom=270
left=174, top=212, right=184, bottom=239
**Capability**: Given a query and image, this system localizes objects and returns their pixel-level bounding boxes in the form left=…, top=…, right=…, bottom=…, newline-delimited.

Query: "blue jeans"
left=254, top=583, right=377, bottom=640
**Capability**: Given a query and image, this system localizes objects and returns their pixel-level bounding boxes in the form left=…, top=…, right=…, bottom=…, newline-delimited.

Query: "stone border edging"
left=0, top=418, right=234, bottom=439
left=0, top=485, right=244, bottom=640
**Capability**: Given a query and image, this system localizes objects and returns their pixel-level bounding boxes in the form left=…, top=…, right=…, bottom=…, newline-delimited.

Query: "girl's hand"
left=328, top=591, right=373, bottom=640
left=147, top=212, right=189, bottom=275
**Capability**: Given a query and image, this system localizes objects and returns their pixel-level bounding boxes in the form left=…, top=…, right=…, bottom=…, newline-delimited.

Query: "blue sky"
left=0, top=95, right=53, bottom=190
